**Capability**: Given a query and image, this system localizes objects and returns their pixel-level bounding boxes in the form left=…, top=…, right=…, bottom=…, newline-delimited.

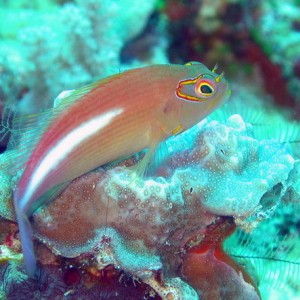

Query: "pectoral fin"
left=130, top=125, right=168, bottom=180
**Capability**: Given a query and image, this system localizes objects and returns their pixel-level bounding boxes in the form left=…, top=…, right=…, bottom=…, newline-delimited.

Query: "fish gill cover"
left=0, top=0, right=300, bottom=300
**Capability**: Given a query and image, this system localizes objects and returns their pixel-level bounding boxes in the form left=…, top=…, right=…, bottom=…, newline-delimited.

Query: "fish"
left=10, top=62, right=231, bottom=277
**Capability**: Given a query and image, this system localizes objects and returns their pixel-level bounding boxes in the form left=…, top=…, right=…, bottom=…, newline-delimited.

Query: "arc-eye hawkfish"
left=7, top=62, right=231, bottom=277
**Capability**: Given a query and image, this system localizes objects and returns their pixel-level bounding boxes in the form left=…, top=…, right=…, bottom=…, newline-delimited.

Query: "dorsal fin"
left=52, top=72, right=122, bottom=109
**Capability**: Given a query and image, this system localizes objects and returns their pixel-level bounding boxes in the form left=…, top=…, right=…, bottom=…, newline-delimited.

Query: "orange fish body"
left=12, top=63, right=230, bottom=276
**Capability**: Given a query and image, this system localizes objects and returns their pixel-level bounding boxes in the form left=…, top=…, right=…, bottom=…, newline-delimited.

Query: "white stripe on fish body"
left=19, top=108, right=123, bottom=212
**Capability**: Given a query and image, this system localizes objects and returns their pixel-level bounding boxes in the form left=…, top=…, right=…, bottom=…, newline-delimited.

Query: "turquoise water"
left=0, top=1, right=299, bottom=299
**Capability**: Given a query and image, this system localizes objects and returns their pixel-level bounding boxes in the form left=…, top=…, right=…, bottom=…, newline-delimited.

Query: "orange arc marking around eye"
left=176, top=75, right=205, bottom=102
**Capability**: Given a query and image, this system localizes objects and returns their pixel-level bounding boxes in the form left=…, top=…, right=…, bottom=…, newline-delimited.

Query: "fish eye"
left=200, top=84, right=213, bottom=94
left=195, top=80, right=216, bottom=98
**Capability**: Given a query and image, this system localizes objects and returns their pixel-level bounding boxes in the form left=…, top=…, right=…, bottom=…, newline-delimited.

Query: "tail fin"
left=14, top=206, right=36, bottom=278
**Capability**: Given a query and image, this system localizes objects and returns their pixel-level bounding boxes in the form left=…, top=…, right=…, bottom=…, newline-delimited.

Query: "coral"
left=164, top=0, right=300, bottom=112
left=32, top=114, right=294, bottom=254
left=0, top=244, right=166, bottom=299
left=10, top=113, right=288, bottom=299
left=0, top=171, right=14, bottom=220
left=283, top=160, right=300, bottom=203
left=225, top=201, right=300, bottom=300
left=0, top=75, right=298, bottom=297
left=181, top=218, right=261, bottom=300
left=0, top=245, right=22, bottom=264
left=0, top=0, right=166, bottom=113
left=157, top=114, right=294, bottom=217
left=246, top=0, right=300, bottom=102
left=0, top=77, right=296, bottom=297
left=1, top=264, right=67, bottom=299
left=0, top=0, right=57, bottom=10
left=1, top=0, right=299, bottom=298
